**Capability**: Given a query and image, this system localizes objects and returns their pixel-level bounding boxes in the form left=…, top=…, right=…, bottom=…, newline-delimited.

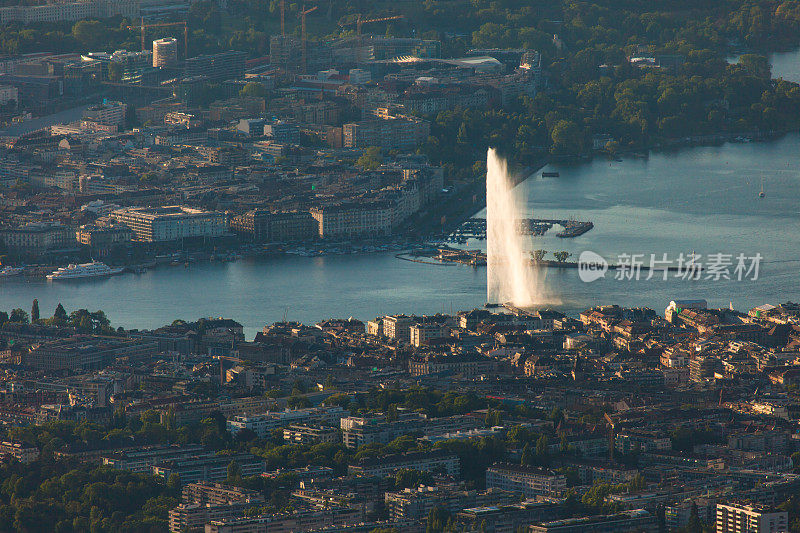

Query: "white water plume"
left=486, top=148, right=541, bottom=307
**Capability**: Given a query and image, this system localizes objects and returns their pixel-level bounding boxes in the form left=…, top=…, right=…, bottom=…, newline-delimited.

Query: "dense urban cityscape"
left=1, top=0, right=800, bottom=531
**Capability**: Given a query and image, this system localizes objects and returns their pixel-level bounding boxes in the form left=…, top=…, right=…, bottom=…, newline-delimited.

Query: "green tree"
left=9, top=308, right=28, bottom=324
left=54, top=303, right=67, bottom=322
left=239, top=81, right=266, bottom=98
left=31, top=299, right=39, bottom=323
left=737, top=54, right=771, bottom=79
left=356, top=146, right=383, bottom=170
left=226, top=460, right=242, bottom=483
left=550, top=120, right=586, bottom=155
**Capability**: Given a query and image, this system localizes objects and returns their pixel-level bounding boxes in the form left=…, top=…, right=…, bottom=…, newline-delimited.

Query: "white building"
left=716, top=503, right=788, bottom=533
left=110, top=206, right=225, bottom=242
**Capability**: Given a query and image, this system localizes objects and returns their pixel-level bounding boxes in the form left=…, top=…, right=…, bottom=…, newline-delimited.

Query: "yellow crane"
left=339, top=14, right=404, bottom=37
left=126, top=18, right=189, bottom=60
left=298, top=5, right=318, bottom=72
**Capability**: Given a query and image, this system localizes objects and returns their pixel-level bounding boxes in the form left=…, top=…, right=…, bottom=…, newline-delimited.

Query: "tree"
left=31, top=299, right=39, bottom=323
left=356, top=146, right=383, bottom=170
left=226, top=460, right=242, bottom=483
left=239, top=81, right=266, bottom=98
left=54, top=303, right=67, bottom=322
left=550, top=120, right=586, bottom=155
left=107, top=62, right=122, bottom=83
left=9, top=308, right=28, bottom=324
left=685, top=501, right=703, bottom=533
left=737, top=54, right=771, bottom=79
left=531, top=249, right=547, bottom=262
left=0, top=311, right=8, bottom=325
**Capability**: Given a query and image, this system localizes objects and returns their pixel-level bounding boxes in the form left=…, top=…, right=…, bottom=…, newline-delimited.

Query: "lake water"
left=3, top=132, right=799, bottom=338
left=3, top=50, right=800, bottom=338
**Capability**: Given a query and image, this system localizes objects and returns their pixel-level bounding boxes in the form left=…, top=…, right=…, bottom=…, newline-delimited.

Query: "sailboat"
left=759, top=177, right=765, bottom=198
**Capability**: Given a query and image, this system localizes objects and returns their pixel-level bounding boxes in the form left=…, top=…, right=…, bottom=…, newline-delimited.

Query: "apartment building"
left=485, top=464, right=567, bottom=497
left=23, top=335, right=158, bottom=372
left=716, top=503, right=789, bottom=533
left=0, top=441, right=39, bottom=463
left=103, top=445, right=209, bottom=474
left=0, top=223, right=72, bottom=254
left=342, top=113, right=430, bottom=150
left=152, top=453, right=267, bottom=484
left=528, top=509, right=659, bottom=533
left=309, top=201, right=393, bottom=239
left=348, top=450, right=460, bottom=478
left=227, top=406, right=347, bottom=438
left=110, top=206, right=226, bottom=242
left=282, top=424, right=339, bottom=445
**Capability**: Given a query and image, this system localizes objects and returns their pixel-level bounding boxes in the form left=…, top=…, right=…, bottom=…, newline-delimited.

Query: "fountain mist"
left=486, top=148, right=540, bottom=307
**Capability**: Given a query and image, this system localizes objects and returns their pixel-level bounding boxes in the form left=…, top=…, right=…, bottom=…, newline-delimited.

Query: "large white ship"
left=46, top=261, right=123, bottom=281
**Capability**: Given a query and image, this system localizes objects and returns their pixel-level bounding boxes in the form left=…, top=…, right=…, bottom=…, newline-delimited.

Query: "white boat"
left=0, top=266, right=24, bottom=278
left=46, top=261, right=123, bottom=281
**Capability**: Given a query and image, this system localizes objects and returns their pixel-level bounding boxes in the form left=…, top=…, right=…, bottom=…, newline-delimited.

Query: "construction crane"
left=126, top=18, right=189, bottom=60
left=339, top=14, right=404, bottom=37
left=298, top=5, right=318, bottom=72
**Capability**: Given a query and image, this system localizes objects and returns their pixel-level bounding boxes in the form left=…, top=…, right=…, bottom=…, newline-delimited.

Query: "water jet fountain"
left=486, top=148, right=541, bottom=307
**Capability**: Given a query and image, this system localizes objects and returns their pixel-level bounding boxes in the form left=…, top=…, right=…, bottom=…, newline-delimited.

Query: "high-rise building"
left=152, top=37, right=178, bottom=68
left=184, top=51, right=246, bottom=82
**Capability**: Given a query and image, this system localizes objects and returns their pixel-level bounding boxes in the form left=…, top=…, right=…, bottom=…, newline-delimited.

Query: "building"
left=152, top=453, right=267, bottom=484
left=382, top=314, right=415, bottom=343
left=82, top=100, right=127, bottom=127
left=385, top=486, right=516, bottom=521
left=0, top=0, right=136, bottom=24
left=23, top=335, right=158, bottom=372
left=181, top=482, right=265, bottom=506
left=0, top=84, right=18, bottom=105
left=0, top=441, right=39, bottom=463
left=227, top=406, right=347, bottom=438
left=0, top=223, right=72, bottom=254
left=410, top=322, right=450, bottom=347
left=342, top=113, right=430, bottom=150
left=184, top=51, right=246, bottom=82
left=282, top=424, right=339, bottom=445
left=75, top=223, right=133, bottom=249
left=485, top=464, right=567, bottom=497
left=103, top=445, right=208, bottom=473
left=110, top=206, right=226, bottom=242
left=528, top=509, right=659, bottom=533
left=309, top=202, right=393, bottom=239
left=348, top=450, right=460, bottom=478
left=716, top=503, right=789, bottom=533
left=153, top=38, right=179, bottom=68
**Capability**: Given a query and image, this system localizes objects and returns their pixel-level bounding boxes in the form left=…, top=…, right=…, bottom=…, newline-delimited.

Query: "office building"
left=184, top=51, right=246, bottom=82
left=153, top=38, right=179, bottom=68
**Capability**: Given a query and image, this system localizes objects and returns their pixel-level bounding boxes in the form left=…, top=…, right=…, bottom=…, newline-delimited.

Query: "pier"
left=446, top=217, right=593, bottom=243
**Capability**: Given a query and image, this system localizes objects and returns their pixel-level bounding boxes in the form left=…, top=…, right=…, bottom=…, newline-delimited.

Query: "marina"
left=445, top=217, right=594, bottom=243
